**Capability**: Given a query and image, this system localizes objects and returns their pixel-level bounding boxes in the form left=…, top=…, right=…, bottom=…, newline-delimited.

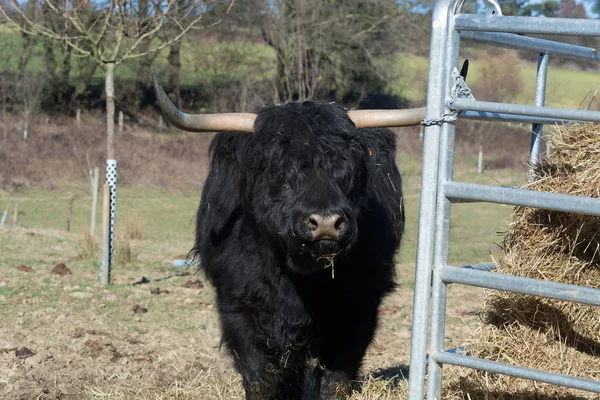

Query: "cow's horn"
left=348, top=108, right=426, bottom=128
left=152, top=71, right=257, bottom=133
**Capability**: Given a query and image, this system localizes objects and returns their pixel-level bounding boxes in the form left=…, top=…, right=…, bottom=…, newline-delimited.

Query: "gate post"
left=407, top=0, right=458, bottom=398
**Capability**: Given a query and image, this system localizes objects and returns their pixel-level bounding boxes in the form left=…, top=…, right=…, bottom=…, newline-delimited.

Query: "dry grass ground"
left=0, top=227, right=485, bottom=399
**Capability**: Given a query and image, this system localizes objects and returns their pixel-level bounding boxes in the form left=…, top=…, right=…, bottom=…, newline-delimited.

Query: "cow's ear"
left=195, top=132, right=253, bottom=252
left=357, top=128, right=405, bottom=250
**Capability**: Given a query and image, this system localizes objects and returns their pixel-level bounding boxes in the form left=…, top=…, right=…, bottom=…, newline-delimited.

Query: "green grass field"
left=1, top=157, right=524, bottom=269
left=389, top=55, right=600, bottom=110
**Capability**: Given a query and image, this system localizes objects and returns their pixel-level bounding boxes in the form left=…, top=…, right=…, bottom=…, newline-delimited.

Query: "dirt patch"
left=16, top=264, right=34, bottom=273
left=15, top=347, right=36, bottom=359
left=182, top=279, right=204, bottom=289
left=131, top=304, right=148, bottom=314
left=133, top=277, right=150, bottom=285
left=150, top=288, right=170, bottom=295
left=50, top=263, right=71, bottom=276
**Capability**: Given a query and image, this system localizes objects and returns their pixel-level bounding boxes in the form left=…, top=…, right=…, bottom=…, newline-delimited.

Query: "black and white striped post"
left=101, top=159, right=117, bottom=283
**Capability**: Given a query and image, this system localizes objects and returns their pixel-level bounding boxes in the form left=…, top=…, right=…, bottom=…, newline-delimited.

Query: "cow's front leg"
left=316, top=304, right=380, bottom=399
left=220, top=310, right=306, bottom=400
left=316, top=369, right=353, bottom=399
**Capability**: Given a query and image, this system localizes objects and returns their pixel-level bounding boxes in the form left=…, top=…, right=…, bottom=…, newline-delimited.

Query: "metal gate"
left=407, top=1, right=600, bottom=398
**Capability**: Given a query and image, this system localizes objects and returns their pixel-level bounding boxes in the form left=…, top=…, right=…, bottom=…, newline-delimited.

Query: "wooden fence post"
left=2, top=77, right=7, bottom=148
left=12, top=202, right=18, bottom=227
left=100, top=184, right=111, bottom=285
left=90, top=167, right=99, bottom=236
left=66, top=192, right=75, bottom=232
left=118, top=111, right=124, bottom=133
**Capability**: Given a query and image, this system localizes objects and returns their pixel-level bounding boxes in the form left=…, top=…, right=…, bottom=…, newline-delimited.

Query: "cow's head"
left=248, top=102, right=367, bottom=273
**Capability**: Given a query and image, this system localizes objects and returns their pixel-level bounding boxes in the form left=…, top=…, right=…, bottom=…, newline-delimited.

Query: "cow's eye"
left=269, top=181, right=291, bottom=201
left=334, top=163, right=356, bottom=193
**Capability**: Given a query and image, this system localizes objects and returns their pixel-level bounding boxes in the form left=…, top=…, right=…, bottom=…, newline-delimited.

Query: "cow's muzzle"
left=306, top=213, right=347, bottom=241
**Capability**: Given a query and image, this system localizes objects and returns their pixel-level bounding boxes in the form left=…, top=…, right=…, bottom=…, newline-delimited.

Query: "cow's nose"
left=306, top=213, right=346, bottom=241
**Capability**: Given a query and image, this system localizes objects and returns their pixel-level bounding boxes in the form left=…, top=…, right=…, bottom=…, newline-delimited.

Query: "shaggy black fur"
left=192, top=101, right=405, bottom=400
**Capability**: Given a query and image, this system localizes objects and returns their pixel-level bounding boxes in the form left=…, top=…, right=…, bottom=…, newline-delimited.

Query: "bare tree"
left=1, top=76, right=7, bottom=147
left=0, top=33, right=14, bottom=147
left=0, top=0, right=229, bottom=159
left=15, top=74, right=45, bottom=141
left=250, top=0, right=405, bottom=103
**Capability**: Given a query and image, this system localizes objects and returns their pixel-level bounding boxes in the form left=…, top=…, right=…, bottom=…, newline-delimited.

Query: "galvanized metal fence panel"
left=407, top=1, right=600, bottom=398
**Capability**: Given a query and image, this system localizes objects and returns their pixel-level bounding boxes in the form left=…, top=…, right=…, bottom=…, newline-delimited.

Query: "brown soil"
left=182, top=279, right=204, bottom=290
left=50, top=263, right=71, bottom=276
left=16, top=265, right=34, bottom=273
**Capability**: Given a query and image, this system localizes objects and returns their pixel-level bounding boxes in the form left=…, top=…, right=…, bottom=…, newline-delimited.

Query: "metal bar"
left=460, top=110, right=570, bottom=125
left=460, top=262, right=496, bottom=271
left=441, top=265, right=600, bottom=306
left=454, top=14, right=600, bottom=36
left=433, top=352, right=600, bottom=393
left=427, top=20, right=461, bottom=400
left=444, top=181, right=600, bottom=217
left=407, top=0, right=455, bottom=397
left=529, top=52, right=549, bottom=177
left=460, top=31, right=600, bottom=61
left=450, top=99, right=600, bottom=123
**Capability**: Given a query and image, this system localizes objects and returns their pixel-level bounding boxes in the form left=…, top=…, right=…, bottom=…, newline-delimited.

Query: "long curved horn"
left=152, top=71, right=256, bottom=133
left=154, top=71, right=424, bottom=132
left=348, top=107, right=426, bottom=128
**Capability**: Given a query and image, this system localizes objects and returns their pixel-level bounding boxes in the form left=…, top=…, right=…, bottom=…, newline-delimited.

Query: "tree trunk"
left=57, top=46, right=72, bottom=105
left=17, top=0, right=37, bottom=81
left=44, top=41, right=57, bottom=78
left=17, top=36, right=34, bottom=82
left=73, top=59, right=98, bottom=104
left=2, top=77, right=6, bottom=148
left=135, top=43, right=159, bottom=108
left=43, top=41, right=66, bottom=107
left=167, top=40, right=182, bottom=108
left=105, top=63, right=116, bottom=159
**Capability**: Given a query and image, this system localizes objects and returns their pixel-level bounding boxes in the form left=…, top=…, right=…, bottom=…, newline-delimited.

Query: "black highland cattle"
left=191, top=101, right=405, bottom=399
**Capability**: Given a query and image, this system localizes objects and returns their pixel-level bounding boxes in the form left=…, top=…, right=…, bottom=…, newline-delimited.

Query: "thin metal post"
left=426, top=20, right=461, bottom=400
left=407, top=0, right=455, bottom=397
left=529, top=52, right=549, bottom=178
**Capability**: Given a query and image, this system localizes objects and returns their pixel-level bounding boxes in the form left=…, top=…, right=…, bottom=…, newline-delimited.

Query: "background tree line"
left=0, top=0, right=598, bottom=123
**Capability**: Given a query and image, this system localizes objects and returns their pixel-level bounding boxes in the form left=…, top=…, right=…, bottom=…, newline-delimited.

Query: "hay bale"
left=445, top=123, right=600, bottom=399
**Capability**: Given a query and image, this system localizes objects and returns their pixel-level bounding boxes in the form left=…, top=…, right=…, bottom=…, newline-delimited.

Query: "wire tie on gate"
left=421, top=67, right=475, bottom=127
